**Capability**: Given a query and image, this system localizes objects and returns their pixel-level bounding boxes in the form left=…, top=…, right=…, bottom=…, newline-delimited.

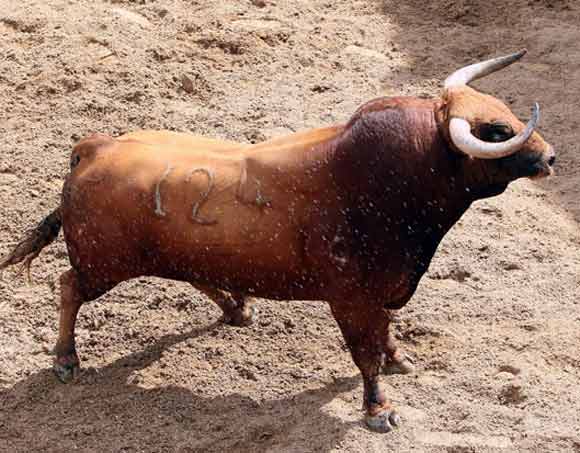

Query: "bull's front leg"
left=330, top=303, right=401, bottom=432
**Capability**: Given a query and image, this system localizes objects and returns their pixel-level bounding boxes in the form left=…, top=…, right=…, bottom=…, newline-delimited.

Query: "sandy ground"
left=1, top=0, right=579, bottom=452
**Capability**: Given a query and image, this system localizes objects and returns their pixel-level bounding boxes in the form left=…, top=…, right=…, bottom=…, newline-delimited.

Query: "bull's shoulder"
left=345, top=96, right=440, bottom=132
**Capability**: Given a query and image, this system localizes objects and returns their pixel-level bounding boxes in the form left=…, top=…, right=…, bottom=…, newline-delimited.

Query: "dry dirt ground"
left=1, top=0, right=579, bottom=452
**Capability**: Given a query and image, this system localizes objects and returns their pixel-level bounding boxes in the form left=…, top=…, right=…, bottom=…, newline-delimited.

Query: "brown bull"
left=0, top=50, right=555, bottom=432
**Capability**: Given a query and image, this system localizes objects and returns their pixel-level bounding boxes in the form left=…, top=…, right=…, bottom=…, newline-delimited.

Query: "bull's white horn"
left=449, top=102, right=540, bottom=159
left=444, top=49, right=527, bottom=89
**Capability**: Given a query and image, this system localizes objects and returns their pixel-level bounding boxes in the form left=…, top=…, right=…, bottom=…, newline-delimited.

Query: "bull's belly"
left=146, top=232, right=311, bottom=298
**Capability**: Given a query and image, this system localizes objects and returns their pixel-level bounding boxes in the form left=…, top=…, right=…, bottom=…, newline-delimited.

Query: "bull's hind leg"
left=53, top=269, right=85, bottom=383
left=194, top=284, right=255, bottom=327
left=382, top=317, right=415, bottom=376
left=331, top=303, right=401, bottom=433
left=53, top=269, right=114, bottom=382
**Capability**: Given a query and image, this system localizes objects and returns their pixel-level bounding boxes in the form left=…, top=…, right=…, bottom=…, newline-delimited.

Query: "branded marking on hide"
left=154, top=163, right=173, bottom=217
left=187, top=167, right=217, bottom=225
left=237, top=161, right=271, bottom=208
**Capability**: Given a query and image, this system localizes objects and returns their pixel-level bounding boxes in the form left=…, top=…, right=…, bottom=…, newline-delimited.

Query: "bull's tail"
left=0, top=207, right=62, bottom=282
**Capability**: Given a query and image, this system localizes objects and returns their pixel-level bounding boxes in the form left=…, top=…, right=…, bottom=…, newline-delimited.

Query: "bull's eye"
left=479, top=122, right=515, bottom=143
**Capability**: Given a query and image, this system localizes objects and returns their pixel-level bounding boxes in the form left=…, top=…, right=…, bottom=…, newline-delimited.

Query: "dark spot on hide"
left=70, top=154, right=81, bottom=169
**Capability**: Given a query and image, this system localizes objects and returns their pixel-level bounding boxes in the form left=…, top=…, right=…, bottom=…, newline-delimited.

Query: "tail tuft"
left=0, top=208, right=62, bottom=282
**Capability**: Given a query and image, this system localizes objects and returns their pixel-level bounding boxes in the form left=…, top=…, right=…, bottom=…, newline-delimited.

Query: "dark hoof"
left=53, top=356, right=80, bottom=383
left=223, top=305, right=255, bottom=327
left=365, top=409, right=401, bottom=433
left=383, top=353, right=416, bottom=375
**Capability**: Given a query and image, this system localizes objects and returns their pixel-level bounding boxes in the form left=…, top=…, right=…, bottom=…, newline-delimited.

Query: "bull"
left=0, top=50, right=555, bottom=432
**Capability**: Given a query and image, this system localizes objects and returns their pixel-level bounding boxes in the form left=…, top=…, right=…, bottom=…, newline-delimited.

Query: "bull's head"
left=440, top=50, right=555, bottom=183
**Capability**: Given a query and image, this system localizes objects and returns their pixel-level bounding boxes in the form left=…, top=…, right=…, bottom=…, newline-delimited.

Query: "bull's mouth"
left=526, top=147, right=555, bottom=179
left=529, top=161, right=555, bottom=179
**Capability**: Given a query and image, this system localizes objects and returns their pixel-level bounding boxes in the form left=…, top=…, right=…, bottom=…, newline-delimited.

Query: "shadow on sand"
left=0, top=322, right=361, bottom=453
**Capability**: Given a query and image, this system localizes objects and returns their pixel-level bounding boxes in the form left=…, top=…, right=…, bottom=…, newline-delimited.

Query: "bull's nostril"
left=548, top=155, right=556, bottom=166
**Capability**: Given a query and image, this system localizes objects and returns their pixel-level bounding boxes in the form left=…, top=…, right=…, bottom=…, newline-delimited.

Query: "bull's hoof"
left=223, top=305, right=256, bottom=327
left=365, top=409, right=401, bottom=433
left=383, top=353, right=415, bottom=375
left=53, top=355, right=80, bottom=383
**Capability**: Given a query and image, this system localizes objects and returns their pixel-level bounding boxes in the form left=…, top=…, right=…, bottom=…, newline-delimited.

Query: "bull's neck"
left=329, top=102, right=478, bottom=248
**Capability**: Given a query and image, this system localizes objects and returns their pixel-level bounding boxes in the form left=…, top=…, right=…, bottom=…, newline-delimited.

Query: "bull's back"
left=117, top=130, right=244, bottom=154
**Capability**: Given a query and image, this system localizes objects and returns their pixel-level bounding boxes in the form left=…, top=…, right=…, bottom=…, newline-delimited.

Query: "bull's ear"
left=478, top=122, right=515, bottom=143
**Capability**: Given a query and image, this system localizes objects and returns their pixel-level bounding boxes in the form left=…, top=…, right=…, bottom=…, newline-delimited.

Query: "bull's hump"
left=347, top=96, right=439, bottom=128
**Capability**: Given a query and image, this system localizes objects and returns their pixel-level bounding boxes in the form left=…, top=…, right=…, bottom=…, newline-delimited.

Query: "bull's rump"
left=62, top=138, right=308, bottom=295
